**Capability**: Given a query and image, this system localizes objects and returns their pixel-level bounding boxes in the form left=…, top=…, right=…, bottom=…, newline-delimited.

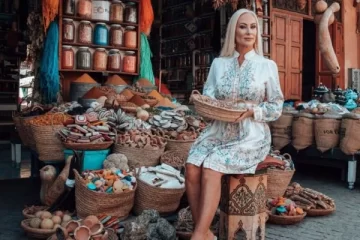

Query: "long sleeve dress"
left=187, top=49, right=284, bottom=174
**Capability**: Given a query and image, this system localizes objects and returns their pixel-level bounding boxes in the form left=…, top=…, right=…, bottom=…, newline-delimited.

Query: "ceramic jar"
left=110, top=0, right=125, bottom=22
left=124, top=2, right=137, bottom=23
left=110, top=24, right=124, bottom=47
left=107, top=49, right=121, bottom=71
left=63, top=18, right=75, bottom=43
left=93, top=48, right=108, bottom=71
left=124, top=26, right=137, bottom=48
left=62, top=46, right=74, bottom=69
left=78, top=20, right=93, bottom=44
left=123, top=51, right=136, bottom=73
left=77, top=0, right=92, bottom=18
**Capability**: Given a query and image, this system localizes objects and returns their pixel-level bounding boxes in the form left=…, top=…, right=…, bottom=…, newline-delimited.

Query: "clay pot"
left=74, top=225, right=91, bottom=240
left=83, top=215, right=99, bottom=229
left=297, top=0, right=307, bottom=10
left=92, top=230, right=109, bottom=240
left=65, top=220, right=81, bottom=233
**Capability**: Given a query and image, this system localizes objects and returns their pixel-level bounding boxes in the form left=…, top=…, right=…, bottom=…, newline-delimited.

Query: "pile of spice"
left=82, top=86, right=116, bottom=99
left=29, top=113, right=73, bottom=126
left=73, top=73, right=97, bottom=83
left=106, top=75, right=128, bottom=85
left=81, top=168, right=136, bottom=193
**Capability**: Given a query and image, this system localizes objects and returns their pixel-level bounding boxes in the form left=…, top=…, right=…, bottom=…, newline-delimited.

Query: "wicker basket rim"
left=166, top=138, right=196, bottom=143
left=304, top=206, right=336, bottom=213
left=22, top=206, right=49, bottom=217
left=21, top=219, right=56, bottom=234
left=74, top=169, right=137, bottom=196
left=267, top=169, right=295, bottom=173
left=114, top=143, right=165, bottom=151
left=63, top=141, right=114, bottom=146
left=137, top=177, right=185, bottom=191
left=192, top=93, right=247, bottom=114
left=268, top=212, right=306, bottom=219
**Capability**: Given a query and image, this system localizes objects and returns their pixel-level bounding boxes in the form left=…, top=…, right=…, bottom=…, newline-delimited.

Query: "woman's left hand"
left=234, top=109, right=254, bottom=122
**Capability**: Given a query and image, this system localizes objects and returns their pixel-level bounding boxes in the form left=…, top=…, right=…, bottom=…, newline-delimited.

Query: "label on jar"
left=112, top=29, right=123, bottom=45
left=63, top=24, right=74, bottom=41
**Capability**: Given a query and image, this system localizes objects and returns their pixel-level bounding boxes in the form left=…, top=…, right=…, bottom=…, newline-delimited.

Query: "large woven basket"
left=166, top=139, right=195, bottom=154
left=268, top=213, right=306, bottom=225
left=21, top=219, right=56, bottom=239
left=113, top=144, right=164, bottom=168
left=160, top=150, right=188, bottom=169
left=191, top=90, right=247, bottom=122
left=74, top=170, right=136, bottom=218
left=133, top=176, right=185, bottom=216
left=63, top=141, right=114, bottom=151
left=266, top=169, right=295, bottom=198
left=13, top=115, right=28, bottom=146
left=20, top=115, right=37, bottom=150
left=31, top=124, right=65, bottom=161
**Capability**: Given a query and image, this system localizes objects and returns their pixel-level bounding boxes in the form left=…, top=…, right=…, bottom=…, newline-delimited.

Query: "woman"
left=186, top=9, right=284, bottom=240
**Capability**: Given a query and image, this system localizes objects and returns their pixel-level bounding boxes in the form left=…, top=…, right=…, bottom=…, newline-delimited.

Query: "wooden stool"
left=219, top=173, right=267, bottom=240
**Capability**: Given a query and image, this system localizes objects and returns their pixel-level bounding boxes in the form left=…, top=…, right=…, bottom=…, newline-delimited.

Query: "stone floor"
left=1, top=144, right=360, bottom=240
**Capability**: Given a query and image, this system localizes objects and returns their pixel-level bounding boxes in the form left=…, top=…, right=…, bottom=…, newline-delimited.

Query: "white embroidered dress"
left=187, top=50, right=284, bottom=174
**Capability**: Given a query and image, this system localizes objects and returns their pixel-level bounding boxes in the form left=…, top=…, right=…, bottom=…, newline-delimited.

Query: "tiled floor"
left=0, top=144, right=31, bottom=180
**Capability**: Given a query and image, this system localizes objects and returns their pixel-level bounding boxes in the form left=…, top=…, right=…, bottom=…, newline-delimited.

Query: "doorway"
left=302, top=20, right=316, bottom=101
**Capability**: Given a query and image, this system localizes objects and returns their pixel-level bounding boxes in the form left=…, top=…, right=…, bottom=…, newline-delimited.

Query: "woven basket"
left=268, top=213, right=306, bottom=225
left=305, top=207, right=335, bottom=217
left=22, top=206, right=49, bottom=219
left=166, top=139, right=195, bottom=154
left=108, top=228, right=119, bottom=240
left=63, top=141, right=114, bottom=151
left=113, top=144, right=164, bottom=168
left=191, top=90, right=247, bottom=122
left=74, top=170, right=136, bottom=219
left=133, top=176, right=185, bottom=216
left=266, top=169, right=295, bottom=198
left=20, top=115, right=37, bottom=150
left=21, top=219, right=56, bottom=239
left=160, top=150, right=188, bottom=169
left=31, top=124, right=64, bottom=161
left=13, top=115, right=28, bottom=147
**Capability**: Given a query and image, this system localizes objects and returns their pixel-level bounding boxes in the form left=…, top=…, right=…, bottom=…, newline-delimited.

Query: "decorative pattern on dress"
left=187, top=49, right=284, bottom=174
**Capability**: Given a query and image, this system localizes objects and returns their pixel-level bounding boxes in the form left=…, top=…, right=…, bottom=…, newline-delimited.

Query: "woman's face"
left=235, top=13, right=257, bottom=49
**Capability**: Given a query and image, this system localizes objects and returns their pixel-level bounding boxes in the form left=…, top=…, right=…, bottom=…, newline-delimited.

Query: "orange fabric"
left=42, top=0, right=59, bottom=33
left=140, top=0, right=154, bottom=35
left=155, top=78, right=171, bottom=95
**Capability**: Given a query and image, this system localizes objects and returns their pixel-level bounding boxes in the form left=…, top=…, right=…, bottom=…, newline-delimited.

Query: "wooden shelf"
left=62, top=15, right=139, bottom=27
left=63, top=42, right=138, bottom=51
left=59, top=69, right=138, bottom=76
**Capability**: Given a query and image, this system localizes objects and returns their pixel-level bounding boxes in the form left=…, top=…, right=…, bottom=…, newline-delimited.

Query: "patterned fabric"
left=187, top=50, right=284, bottom=174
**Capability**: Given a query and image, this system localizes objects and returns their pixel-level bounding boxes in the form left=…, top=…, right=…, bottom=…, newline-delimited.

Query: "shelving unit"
left=159, top=0, right=218, bottom=102
left=58, top=0, right=141, bottom=101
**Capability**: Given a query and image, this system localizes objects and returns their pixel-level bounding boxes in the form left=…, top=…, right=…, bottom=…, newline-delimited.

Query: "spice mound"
left=29, top=113, right=73, bottom=126
left=106, top=74, right=128, bottom=85
left=81, top=168, right=136, bottom=193
left=73, top=73, right=97, bottom=83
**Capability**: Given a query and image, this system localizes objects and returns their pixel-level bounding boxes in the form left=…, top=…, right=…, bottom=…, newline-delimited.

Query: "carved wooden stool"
left=219, top=173, right=267, bottom=240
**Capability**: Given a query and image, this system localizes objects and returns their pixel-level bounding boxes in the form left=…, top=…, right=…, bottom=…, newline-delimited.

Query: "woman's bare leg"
left=185, top=163, right=202, bottom=225
left=191, top=168, right=223, bottom=240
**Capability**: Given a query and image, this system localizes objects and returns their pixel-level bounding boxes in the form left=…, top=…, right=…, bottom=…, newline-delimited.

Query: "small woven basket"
left=22, top=206, right=49, bottom=219
left=166, top=139, right=195, bottom=154
left=21, top=219, right=56, bottom=239
left=74, top=170, right=136, bottom=219
left=113, top=144, right=164, bottom=168
left=305, top=207, right=335, bottom=217
left=268, top=213, right=306, bottom=225
left=63, top=141, right=114, bottom=151
left=133, top=172, right=185, bottom=216
left=160, top=150, right=188, bottom=169
left=191, top=90, right=247, bottom=122
left=266, top=153, right=295, bottom=198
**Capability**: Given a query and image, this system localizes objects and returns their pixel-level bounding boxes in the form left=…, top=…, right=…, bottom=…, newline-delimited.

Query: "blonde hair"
left=220, top=9, right=263, bottom=57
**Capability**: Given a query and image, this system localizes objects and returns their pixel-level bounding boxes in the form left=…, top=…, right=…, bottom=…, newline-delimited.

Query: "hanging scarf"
left=134, top=33, right=155, bottom=84
left=42, top=0, right=59, bottom=33
left=140, top=0, right=154, bottom=36
left=39, top=21, right=59, bottom=104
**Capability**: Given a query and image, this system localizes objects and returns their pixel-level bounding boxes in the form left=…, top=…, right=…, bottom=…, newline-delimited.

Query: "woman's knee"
left=185, top=163, right=201, bottom=183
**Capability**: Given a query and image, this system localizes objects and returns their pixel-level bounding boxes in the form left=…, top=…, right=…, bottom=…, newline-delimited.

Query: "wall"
left=343, top=1, right=360, bottom=88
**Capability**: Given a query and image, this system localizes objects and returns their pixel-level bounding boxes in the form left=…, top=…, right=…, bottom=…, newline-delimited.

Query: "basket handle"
left=282, top=153, right=292, bottom=161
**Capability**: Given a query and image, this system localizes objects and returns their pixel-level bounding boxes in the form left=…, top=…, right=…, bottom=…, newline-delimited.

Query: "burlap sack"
left=314, top=116, right=341, bottom=152
left=292, top=113, right=314, bottom=151
left=340, top=114, right=360, bottom=155
left=271, top=113, right=293, bottom=150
